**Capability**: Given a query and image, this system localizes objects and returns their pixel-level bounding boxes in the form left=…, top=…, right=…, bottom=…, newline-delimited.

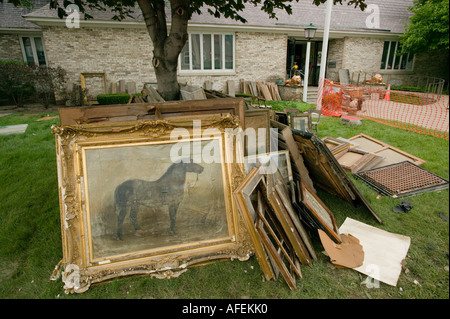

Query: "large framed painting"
left=51, top=115, right=252, bottom=293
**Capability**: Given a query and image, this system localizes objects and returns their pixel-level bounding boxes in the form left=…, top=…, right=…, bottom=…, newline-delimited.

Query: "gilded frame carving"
left=50, top=115, right=253, bottom=293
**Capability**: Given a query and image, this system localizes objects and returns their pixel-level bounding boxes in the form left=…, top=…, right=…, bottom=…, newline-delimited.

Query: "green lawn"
left=0, top=104, right=448, bottom=300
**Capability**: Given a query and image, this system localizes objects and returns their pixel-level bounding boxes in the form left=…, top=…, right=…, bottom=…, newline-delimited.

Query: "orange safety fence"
left=316, top=79, right=449, bottom=140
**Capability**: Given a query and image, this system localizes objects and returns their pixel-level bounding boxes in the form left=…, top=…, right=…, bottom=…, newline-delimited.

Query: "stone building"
left=1, top=0, right=448, bottom=103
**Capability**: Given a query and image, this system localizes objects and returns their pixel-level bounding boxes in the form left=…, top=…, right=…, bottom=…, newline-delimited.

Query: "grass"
left=0, top=104, right=448, bottom=301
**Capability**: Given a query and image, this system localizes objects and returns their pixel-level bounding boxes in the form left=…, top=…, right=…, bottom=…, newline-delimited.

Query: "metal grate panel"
left=355, top=161, right=449, bottom=197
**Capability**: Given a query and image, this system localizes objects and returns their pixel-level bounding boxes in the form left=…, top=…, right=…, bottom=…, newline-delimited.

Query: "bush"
left=0, top=61, right=67, bottom=107
left=390, top=85, right=428, bottom=93
left=0, top=62, right=36, bottom=107
left=97, top=93, right=131, bottom=105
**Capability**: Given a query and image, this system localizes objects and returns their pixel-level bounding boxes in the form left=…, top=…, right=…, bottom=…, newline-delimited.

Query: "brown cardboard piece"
left=318, top=229, right=364, bottom=269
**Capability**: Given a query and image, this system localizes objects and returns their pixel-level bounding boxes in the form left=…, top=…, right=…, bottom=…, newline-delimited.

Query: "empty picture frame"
left=291, top=113, right=312, bottom=132
left=233, top=166, right=276, bottom=281
left=322, top=136, right=351, bottom=156
left=51, top=115, right=252, bottom=293
left=348, top=133, right=426, bottom=167
left=256, top=191, right=302, bottom=290
left=299, top=181, right=341, bottom=244
left=334, top=148, right=384, bottom=174
left=266, top=175, right=313, bottom=266
left=80, top=72, right=107, bottom=105
left=271, top=171, right=317, bottom=260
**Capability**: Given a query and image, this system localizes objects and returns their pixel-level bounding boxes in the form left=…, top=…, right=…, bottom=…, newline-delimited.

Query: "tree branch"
left=137, top=0, right=167, bottom=45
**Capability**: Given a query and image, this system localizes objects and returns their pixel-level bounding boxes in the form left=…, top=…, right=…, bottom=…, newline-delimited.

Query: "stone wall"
left=41, top=26, right=288, bottom=102
left=0, top=34, right=24, bottom=62
left=325, top=36, right=448, bottom=88
left=41, top=26, right=155, bottom=102
left=325, top=39, right=344, bottom=82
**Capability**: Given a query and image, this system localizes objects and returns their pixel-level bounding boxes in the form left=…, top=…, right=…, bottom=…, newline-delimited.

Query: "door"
left=286, top=38, right=322, bottom=86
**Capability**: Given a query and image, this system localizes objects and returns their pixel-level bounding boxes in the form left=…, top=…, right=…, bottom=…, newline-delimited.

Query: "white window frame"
left=380, top=40, right=414, bottom=72
left=19, top=35, right=48, bottom=66
left=178, top=32, right=235, bottom=75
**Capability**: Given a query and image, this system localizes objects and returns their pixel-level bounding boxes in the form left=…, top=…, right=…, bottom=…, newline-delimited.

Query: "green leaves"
left=400, top=0, right=449, bottom=54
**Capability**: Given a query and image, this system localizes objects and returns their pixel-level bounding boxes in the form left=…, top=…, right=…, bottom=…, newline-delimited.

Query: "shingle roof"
left=22, top=0, right=414, bottom=34
left=0, top=0, right=50, bottom=29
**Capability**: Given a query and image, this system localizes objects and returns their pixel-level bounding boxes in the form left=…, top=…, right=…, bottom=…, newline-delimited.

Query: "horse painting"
left=115, top=159, right=204, bottom=240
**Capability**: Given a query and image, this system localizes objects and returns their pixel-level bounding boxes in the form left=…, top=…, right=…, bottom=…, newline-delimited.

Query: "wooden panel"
left=58, top=98, right=246, bottom=127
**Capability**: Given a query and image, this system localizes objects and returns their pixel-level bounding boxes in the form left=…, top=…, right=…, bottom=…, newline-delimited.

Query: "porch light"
left=304, top=23, right=317, bottom=41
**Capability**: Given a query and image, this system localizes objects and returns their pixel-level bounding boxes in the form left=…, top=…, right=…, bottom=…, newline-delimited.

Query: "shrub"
left=0, top=61, right=67, bottom=107
left=0, top=62, right=36, bottom=107
left=97, top=93, right=131, bottom=105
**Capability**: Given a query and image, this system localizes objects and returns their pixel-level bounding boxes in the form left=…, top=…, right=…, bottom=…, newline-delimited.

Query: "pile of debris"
left=52, top=93, right=431, bottom=293
left=127, top=80, right=283, bottom=105
left=322, top=133, right=449, bottom=198
left=285, top=75, right=302, bottom=87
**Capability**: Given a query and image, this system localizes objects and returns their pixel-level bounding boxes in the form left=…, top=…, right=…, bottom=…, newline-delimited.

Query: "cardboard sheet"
left=339, top=217, right=411, bottom=286
left=318, top=229, right=364, bottom=269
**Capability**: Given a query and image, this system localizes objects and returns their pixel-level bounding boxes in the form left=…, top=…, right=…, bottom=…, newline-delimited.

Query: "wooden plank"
left=204, top=80, right=213, bottom=90
left=227, top=80, right=236, bottom=97
left=270, top=120, right=315, bottom=192
left=257, top=82, right=273, bottom=100
left=58, top=98, right=246, bottom=126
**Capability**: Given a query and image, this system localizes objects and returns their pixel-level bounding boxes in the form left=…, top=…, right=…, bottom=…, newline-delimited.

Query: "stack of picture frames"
left=322, top=133, right=426, bottom=173
left=234, top=121, right=382, bottom=289
left=52, top=97, right=384, bottom=293
left=322, top=133, right=448, bottom=198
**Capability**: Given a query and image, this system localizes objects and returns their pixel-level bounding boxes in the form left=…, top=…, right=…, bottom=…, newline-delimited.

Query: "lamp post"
left=303, top=23, right=317, bottom=103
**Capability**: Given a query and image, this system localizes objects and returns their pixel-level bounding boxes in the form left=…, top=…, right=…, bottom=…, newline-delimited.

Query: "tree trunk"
left=138, top=0, right=189, bottom=101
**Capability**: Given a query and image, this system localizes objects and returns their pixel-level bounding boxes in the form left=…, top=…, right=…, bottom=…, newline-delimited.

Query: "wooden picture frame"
left=51, top=115, right=252, bottom=293
left=80, top=72, right=107, bottom=105
left=286, top=125, right=382, bottom=224
left=244, top=109, right=272, bottom=155
left=299, top=181, right=341, bottom=244
left=233, top=167, right=275, bottom=281
left=271, top=171, right=317, bottom=260
left=244, top=150, right=293, bottom=185
left=322, top=136, right=351, bottom=156
left=266, top=175, right=313, bottom=266
left=290, top=113, right=312, bottom=132
left=348, top=133, right=426, bottom=167
left=255, top=191, right=301, bottom=290
left=334, top=148, right=384, bottom=173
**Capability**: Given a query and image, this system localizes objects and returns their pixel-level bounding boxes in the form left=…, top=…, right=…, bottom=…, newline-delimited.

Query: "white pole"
left=303, top=40, right=311, bottom=103
left=317, top=0, right=333, bottom=109
left=319, top=0, right=332, bottom=81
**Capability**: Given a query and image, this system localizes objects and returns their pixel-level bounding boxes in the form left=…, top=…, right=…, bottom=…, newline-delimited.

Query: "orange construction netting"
left=316, top=79, right=449, bottom=140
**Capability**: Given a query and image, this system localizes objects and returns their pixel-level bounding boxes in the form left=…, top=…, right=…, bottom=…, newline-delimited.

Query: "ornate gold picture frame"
left=51, top=115, right=252, bottom=293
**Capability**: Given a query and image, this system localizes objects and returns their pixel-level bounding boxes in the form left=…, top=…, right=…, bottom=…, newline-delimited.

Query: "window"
left=179, top=33, right=235, bottom=73
left=380, top=41, right=413, bottom=71
left=20, top=36, right=47, bottom=66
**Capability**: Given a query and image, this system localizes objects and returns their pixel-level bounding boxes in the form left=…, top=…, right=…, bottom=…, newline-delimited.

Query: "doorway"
left=286, top=38, right=322, bottom=86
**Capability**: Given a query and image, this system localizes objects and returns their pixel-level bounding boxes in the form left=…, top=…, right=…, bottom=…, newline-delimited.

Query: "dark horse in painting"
left=115, top=159, right=204, bottom=240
